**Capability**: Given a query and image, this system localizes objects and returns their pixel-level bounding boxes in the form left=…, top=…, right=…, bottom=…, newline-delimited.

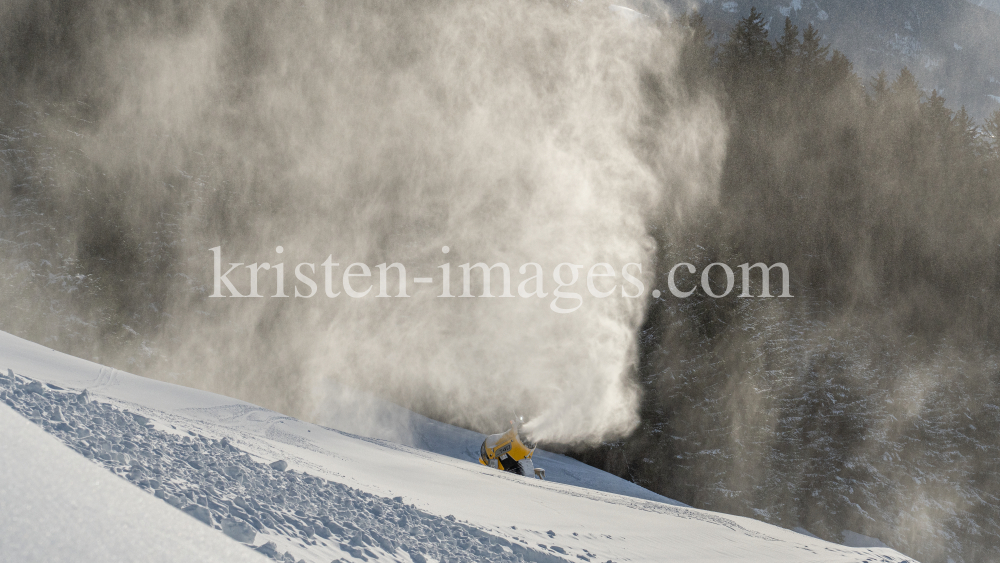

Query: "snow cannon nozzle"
left=508, top=412, right=539, bottom=448
left=511, top=411, right=527, bottom=430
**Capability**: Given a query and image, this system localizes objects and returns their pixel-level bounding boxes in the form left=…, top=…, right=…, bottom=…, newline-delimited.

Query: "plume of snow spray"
left=0, top=0, right=725, bottom=445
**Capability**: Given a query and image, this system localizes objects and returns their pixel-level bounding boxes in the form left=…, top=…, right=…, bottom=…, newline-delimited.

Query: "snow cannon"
left=478, top=418, right=544, bottom=479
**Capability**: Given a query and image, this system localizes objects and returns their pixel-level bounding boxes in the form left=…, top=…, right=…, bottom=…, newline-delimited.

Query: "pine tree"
left=890, top=67, right=922, bottom=107
left=719, top=7, right=773, bottom=80
left=799, top=23, right=830, bottom=74
left=952, top=106, right=977, bottom=153
left=679, top=10, right=715, bottom=56
left=677, top=11, right=717, bottom=89
left=775, top=17, right=800, bottom=68
left=825, top=51, right=855, bottom=90
left=923, top=90, right=953, bottom=145
left=868, top=70, right=889, bottom=101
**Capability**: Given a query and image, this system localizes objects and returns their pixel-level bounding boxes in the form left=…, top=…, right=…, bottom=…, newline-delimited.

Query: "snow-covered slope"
left=0, top=330, right=918, bottom=563
left=315, top=384, right=681, bottom=505
left=0, top=402, right=267, bottom=563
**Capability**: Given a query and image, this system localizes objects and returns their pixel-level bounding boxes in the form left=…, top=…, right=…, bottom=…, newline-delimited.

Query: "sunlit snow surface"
left=0, top=330, right=918, bottom=563
left=0, top=401, right=266, bottom=563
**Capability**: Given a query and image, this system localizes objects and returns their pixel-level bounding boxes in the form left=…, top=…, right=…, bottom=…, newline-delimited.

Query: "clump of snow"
left=722, top=1, right=739, bottom=13
left=222, top=518, right=258, bottom=544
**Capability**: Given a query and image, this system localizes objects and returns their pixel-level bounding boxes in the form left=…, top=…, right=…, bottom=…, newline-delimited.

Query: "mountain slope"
left=0, top=398, right=267, bottom=563
left=0, top=330, right=918, bottom=563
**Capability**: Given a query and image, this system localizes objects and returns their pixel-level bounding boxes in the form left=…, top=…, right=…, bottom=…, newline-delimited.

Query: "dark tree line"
left=573, top=9, right=1000, bottom=563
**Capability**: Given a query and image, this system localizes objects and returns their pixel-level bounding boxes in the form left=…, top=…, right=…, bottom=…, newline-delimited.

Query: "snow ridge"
left=0, top=371, right=575, bottom=563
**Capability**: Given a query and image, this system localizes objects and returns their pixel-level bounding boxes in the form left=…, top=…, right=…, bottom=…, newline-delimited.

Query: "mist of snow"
left=0, top=0, right=726, bottom=445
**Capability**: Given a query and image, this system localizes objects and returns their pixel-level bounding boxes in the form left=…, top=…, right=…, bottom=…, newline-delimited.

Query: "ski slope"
left=0, top=330, right=918, bottom=563
left=0, top=403, right=266, bottom=563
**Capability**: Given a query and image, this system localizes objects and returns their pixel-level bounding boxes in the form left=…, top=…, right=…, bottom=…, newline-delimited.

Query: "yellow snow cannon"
left=478, top=420, right=545, bottom=479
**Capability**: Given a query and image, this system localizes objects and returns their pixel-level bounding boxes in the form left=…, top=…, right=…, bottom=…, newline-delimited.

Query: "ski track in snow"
left=0, top=371, right=575, bottom=563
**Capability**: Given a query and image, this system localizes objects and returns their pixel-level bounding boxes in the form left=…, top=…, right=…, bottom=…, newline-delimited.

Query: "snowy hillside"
left=0, top=402, right=266, bottom=563
left=0, top=330, right=918, bottom=563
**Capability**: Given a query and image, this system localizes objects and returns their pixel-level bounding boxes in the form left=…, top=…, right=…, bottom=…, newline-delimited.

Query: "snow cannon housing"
left=478, top=421, right=543, bottom=479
